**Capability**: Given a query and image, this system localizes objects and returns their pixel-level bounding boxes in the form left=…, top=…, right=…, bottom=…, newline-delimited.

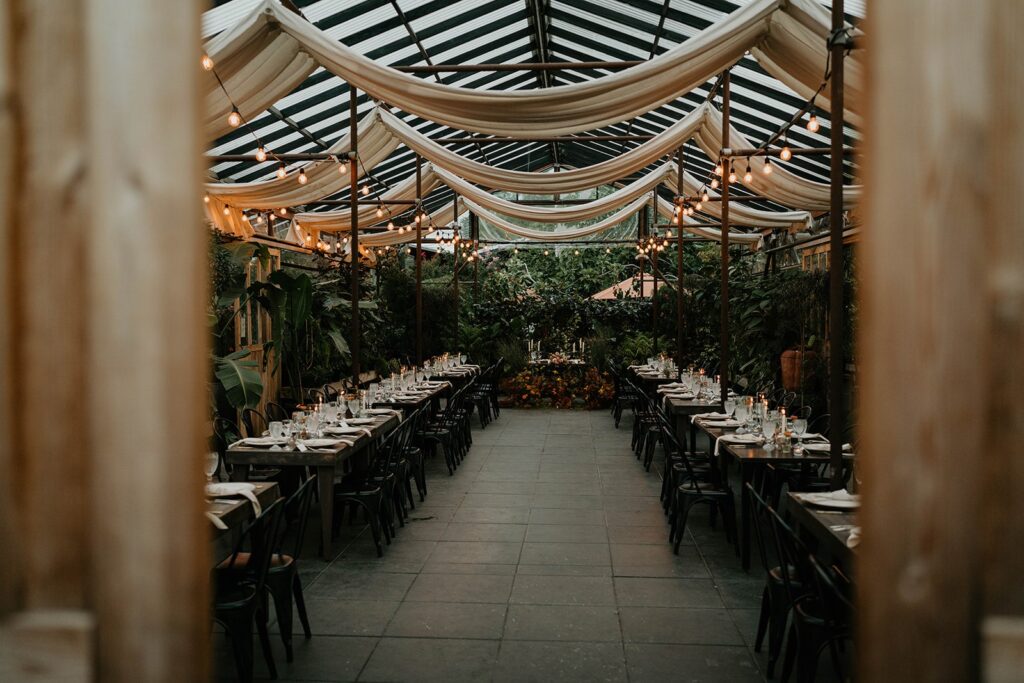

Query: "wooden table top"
left=696, top=417, right=854, bottom=464
left=225, top=411, right=399, bottom=467
left=376, top=381, right=451, bottom=410
left=785, top=491, right=858, bottom=564
left=207, top=481, right=279, bottom=532
left=662, top=395, right=723, bottom=414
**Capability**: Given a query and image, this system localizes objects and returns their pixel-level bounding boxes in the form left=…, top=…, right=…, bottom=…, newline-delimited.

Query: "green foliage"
left=213, top=350, right=264, bottom=409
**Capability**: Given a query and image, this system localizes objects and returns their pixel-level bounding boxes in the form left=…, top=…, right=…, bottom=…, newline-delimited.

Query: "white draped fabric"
left=466, top=195, right=648, bottom=242
left=666, top=168, right=811, bottom=228
left=654, top=196, right=762, bottom=245
left=293, top=168, right=443, bottom=232
left=433, top=165, right=673, bottom=224
left=203, top=0, right=861, bottom=138
left=206, top=110, right=400, bottom=209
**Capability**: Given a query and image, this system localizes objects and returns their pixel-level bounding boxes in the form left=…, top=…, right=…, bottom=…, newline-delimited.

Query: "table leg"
left=741, top=464, right=752, bottom=571
left=317, top=465, right=336, bottom=561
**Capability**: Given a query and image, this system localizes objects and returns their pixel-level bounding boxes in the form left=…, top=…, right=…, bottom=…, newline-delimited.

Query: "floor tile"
left=504, top=604, right=622, bottom=642
left=359, top=637, right=500, bottom=682
left=619, top=606, right=744, bottom=645
left=510, top=574, right=616, bottom=605
left=623, top=643, right=763, bottom=682
left=613, top=577, right=725, bottom=608
left=525, top=523, right=609, bottom=544
left=405, top=573, right=515, bottom=604
left=528, top=508, right=606, bottom=526
left=442, top=522, right=527, bottom=543
left=492, top=640, right=627, bottom=682
left=384, top=601, right=507, bottom=639
left=430, top=540, right=523, bottom=565
left=520, top=542, right=611, bottom=566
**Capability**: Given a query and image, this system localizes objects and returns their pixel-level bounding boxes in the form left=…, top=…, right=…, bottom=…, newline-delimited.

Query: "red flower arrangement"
left=500, top=366, right=614, bottom=410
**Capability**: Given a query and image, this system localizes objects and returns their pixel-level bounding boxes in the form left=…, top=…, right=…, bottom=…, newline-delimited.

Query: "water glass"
left=791, top=418, right=807, bottom=440
left=723, top=398, right=737, bottom=417
left=204, top=452, right=219, bottom=482
left=269, top=421, right=285, bottom=439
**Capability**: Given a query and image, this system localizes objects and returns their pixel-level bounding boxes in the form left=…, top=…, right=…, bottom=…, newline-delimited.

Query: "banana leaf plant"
left=213, top=349, right=265, bottom=409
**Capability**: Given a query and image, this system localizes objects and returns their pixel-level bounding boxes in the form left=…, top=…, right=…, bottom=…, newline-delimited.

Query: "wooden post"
left=471, top=213, right=480, bottom=300
left=415, top=153, right=423, bottom=366
left=349, top=90, right=361, bottom=386
left=828, top=0, right=846, bottom=487
left=649, top=199, right=659, bottom=353
left=859, top=1, right=1024, bottom=680
left=676, top=146, right=685, bottom=368
left=720, top=70, right=731, bottom=405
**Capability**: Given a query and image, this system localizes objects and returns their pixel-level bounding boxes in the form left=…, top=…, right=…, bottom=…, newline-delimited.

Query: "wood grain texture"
left=84, top=0, right=208, bottom=680
left=858, top=1, right=999, bottom=680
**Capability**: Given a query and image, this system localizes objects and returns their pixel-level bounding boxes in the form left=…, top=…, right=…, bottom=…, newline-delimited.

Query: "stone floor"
left=214, top=407, right=769, bottom=682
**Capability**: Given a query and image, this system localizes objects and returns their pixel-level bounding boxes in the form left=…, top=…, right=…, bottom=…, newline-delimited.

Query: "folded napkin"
left=205, top=511, right=229, bottom=530
left=660, top=382, right=687, bottom=389
left=691, top=412, right=729, bottom=423
left=662, top=393, right=696, bottom=400
left=846, top=526, right=861, bottom=549
left=714, top=433, right=761, bottom=456
left=230, top=436, right=287, bottom=448
left=298, top=438, right=347, bottom=449
left=795, top=433, right=824, bottom=441
left=325, top=426, right=372, bottom=437
left=366, top=408, right=401, bottom=416
left=206, top=482, right=261, bottom=516
left=704, top=419, right=742, bottom=429
left=802, top=442, right=854, bottom=453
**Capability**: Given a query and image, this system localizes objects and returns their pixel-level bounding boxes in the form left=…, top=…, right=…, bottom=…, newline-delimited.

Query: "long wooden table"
left=695, top=417, right=854, bottom=571
left=375, top=380, right=451, bottom=415
left=208, top=481, right=279, bottom=564
left=225, top=411, right=400, bottom=559
left=784, top=492, right=857, bottom=567
left=662, top=394, right=723, bottom=454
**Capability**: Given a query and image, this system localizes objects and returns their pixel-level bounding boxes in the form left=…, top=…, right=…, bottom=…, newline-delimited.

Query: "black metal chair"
left=213, top=497, right=285, bottom=683
left=669, top=421, right=736, bottom=554
left=265, top=401, right=290, bottom=423
left=241, top=408, right=268, bottom=438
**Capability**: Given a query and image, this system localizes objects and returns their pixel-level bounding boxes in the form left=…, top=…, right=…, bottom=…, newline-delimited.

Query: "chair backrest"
left=281, top=474, right=317, bottom=562
left=223, top=497, right=285, bottom=598
left=213, top=416, right=240, bottom=455
left=809, top=413, right=831, bottom=439
left=766, top=502, right=812, bottom=605
left=321, top=384, right=341, bottom=402
left=265, top=401, right=290, bottom=423
left=241, top=408, right=267, bottom=438
left=745, top=482, right=775, bottom=575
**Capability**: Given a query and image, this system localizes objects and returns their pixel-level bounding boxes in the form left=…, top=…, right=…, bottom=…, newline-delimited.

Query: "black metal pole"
left=829, top=0, right=846, bottom=487
left=649, top=199, right=659, bottom=354
left=720, top=71, right=731, bottom=405
left=676, top=145, right=685, bottom=368
left=415, top=153, right=423, bottom=366
left=453, top=199, right=461, bottom=350
left=471, top=214, right=480, bottom=300
left=349, top=90, right=361, bottom=387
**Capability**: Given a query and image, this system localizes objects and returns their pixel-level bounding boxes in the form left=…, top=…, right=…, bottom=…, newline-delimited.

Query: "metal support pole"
left=453, top=200, right=461, bottom=349
left=471, top=213, right=480, bottom=300
left=676, top=145, right=685, bottom=368
left=415, top=153, right=423, bottom=366
left=720, top=71, right=731, bottom=405
left=828, top=0, right=846, bottom=487
left=349, top=90, right=361, bottom=387
left=649, top=200, right=659, bottom=353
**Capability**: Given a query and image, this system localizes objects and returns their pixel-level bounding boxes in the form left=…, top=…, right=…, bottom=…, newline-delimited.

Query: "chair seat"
left=213, top=578, right=259, bottom=611
left=335, top=479, right=383, bottom=496
left=678, top=481, right=731, bottom=496
left=217, top=552, right=295, bottom=572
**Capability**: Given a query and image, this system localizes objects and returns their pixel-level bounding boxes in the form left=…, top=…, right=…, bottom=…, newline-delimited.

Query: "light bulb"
left=702, top=191, right=710, bottom=202
left=376, top=206, right=384, bottom=218
left=227, top=108, right=242, bottom=128
left=514, top=248, right=519, bottom=254
left=695, top=202, right=702, bottom=211
left=687, top=206, right=695, bottom=216
left=222, top=206, right=230, bottom=216
left=714, top=163, right=723, bottom=176
left=297, top=169, right=308, bottom=185
left=574, top=249, right=580, bottom=255
left=710, top=178, right=719, bottom=190
left=780, top=146, right=792, bottom=161
left=276, top=164, right=287, bottom=179
left=666, top=230, right=673, bottom=238
left=201, top=54, right=214, bottom=71
left=338, top=163, right=347, bottom=175
left=743, top=166, right=753, bottom=184
left=728, top=168, right=737, bottom=183
left=203, top=194, right=210, bottom=204
left=360, top=185, right=370, bottom=196
left=544, top=250, right=549, bottom=256
left=762, top=159, right=773, bottom=174
left=806, top=113, right=819, bottom=133
left=255, top=147, right=267, bottom=162
left=279, top=208, right=288, bottom=216
left=672, top=215, right=679, bottom=225
left=387, top=221, right=395, bottom=230
left=605, top=248, right=611, bottom=254
left=415, top=214, right=421, bottom=224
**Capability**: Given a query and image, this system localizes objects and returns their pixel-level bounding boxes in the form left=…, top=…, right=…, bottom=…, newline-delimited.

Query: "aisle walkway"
left=219, top=408, right=767, bottom=682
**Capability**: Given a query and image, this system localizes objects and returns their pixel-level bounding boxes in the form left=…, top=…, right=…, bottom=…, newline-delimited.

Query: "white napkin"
left=206, top=482, right=261, bottom=516
left=325, top=426, right=372, bottom=437
left=230, top=436, right=287, bottom=448
left=803, top=442, right=853, bottom=453
left=366, top=408, right=401, bottom=416
left=846, top=526, right=861, bottom=548
left=205, top=511, right=229, bottom=530
left=714, top=433, right=761, bottom=456
left=298, top=438, right=348, bottom=449
left=704, top=419, right=742, bottom=428
left=691, top=412, right=729, bottom=423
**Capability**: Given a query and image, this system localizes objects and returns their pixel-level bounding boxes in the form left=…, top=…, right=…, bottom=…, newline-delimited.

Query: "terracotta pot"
left=780, top=348, right=816, bottom=391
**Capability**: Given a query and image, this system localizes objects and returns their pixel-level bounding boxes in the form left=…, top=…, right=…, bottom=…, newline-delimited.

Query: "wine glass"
left=347, top=394, right=362, bottom=419
left=204, top=452, right=219, bottom=482
left=791, top=418, right=807, bottom=441
left=733, top=400, right=749, bottom=433
left=761, top=417, right=778, bottom=451
left=723, top=398, right=737, bottom=418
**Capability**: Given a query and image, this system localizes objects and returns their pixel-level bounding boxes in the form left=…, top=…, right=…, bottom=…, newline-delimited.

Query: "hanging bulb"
left=695, top=202, right=702, bottom=212
left=376, top=205, right=384, bottom=219
left=806, top=111, right=819, bottom=133
left=710, top=177, right=719, bottom=189
left=714, top=163, right=723, bottom=176
left=415, top=213, right=422, bottom=224
left=297, top=169, right=308, bottom=185
left=687, top=206, right=695, bottom=216
left=672, top=215, right=679, bottom=225
left=387, top=221, right=395, bottom=231
left=666, top=230, right=673, bottom=238
left=702, top=190, right=710, bottom=203
left=779, top=145, right=792, bottom=161
left=276, top=164, right=287, bottom=179
left=762, top=158, right=773, bottom=175
left=544, top=250, right=549, bottom=256
left=338, top=163, right=347, bottom=175
left=203, top=194, right=210, bottom=204
left=514, top=247, right=519, bottom=254
left=201, top=54, right=215, bottom=71
left=255, top=147, right=267, bottom=162
left=222, top=206, right=230, bottom=216
left=605, top=248, right=611, bottom=254
left=728, top=165, right=737, bottom=184
left=227, top=108, right=242, bottom=128
left=574, top=249, right=580, bottom=255
left=743, top=163, right=753, bottom=184
left=360, top=185, right=370, bottom=196
left=279, top=208, right=288, bottom=217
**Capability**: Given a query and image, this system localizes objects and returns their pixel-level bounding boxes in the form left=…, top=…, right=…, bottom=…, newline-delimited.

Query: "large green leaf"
left=326, top=330, right=351, bottom=359
left=214, top=350, right=264, bottom=409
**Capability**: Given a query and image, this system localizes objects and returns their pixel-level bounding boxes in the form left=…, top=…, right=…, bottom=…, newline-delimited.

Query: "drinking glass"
left=204, top=452, right=219, bottom=482
left=723, top=398, right=737, bottom=418
left=347, top=395, right=361, bottom=418
left=791, top=418, right=807, bottom=440
left=761, top=417, right=778, bottom=450
left=460, top=354, right=467, bottom=364
left=282, top=419, right=294, bottom=437
left=269, top=421, right=284, bottom=440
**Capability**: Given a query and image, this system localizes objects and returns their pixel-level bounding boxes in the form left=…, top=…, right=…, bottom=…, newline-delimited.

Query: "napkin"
left=325, top=426, right=372, bottom=437
left=714, top=433, right=761, bottom=456
left=230, top=436, right=287, bottom=448
left=704, top=419, right=742, bottom=428
left=206, top=482, right=261, bottom=516
left=691, top=412, right=729, bottom=423
left=803, top=442, right=853, bottom=453
left=846, top=526, right=861, bottom=548
left=298, top=438, right=348, bottom=449
left=366, top=408, right=401, bottom=416
left=205, top=511, right=229, bottom=530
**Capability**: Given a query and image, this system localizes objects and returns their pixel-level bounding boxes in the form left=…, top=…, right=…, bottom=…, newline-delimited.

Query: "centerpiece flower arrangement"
left=501, top=366, right=613, bottom=410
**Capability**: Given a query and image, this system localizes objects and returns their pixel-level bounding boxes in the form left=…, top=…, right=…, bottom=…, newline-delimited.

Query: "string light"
left=806, top=110, right=819, bottom=133
left=743, top=162, right=753, bottom=184
left=203, top=194, right=210, bottom=204
left=222, top=206, right=230, bottom=216
left=201, top=54, right=215, bottom=71
left=695, top=202, right=702, bottom=212
left=227, top=108, right=242, bottom=128
left=297, top=169, right=308, bottom=185
left=780, top=145, right=792, bottom=161
left=255, top=147, right=267, bottom=162
left=727, top=165, right=737, bottom=184
left=714, top=162, right=723, bottom=177
left=387, top=221, right=395, bottom=231
left=276, top=164, right=287, bottom=179
left=762, top=158, right=773, bottom=175
left=606, top=248, right=611, bottom=254
left=701, top=190, right=710, bottom=203
left=338, top=163, right=348, bottom=175
left=710, top=177, right=719, bottom=189
left=544, top=250, right=549, bottom=256
left=278, top=208, right=288, bottom=217
left=360, top=185, right=370, bottom=196
left=574, top=249, right=580, bottom=255
left=376, top=204, right=384, bottom=219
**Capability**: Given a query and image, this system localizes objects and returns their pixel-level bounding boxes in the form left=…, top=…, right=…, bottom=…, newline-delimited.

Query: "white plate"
left=801, top=493, right=860, bottom=510
left=347, top=418, right=377, bottom=425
